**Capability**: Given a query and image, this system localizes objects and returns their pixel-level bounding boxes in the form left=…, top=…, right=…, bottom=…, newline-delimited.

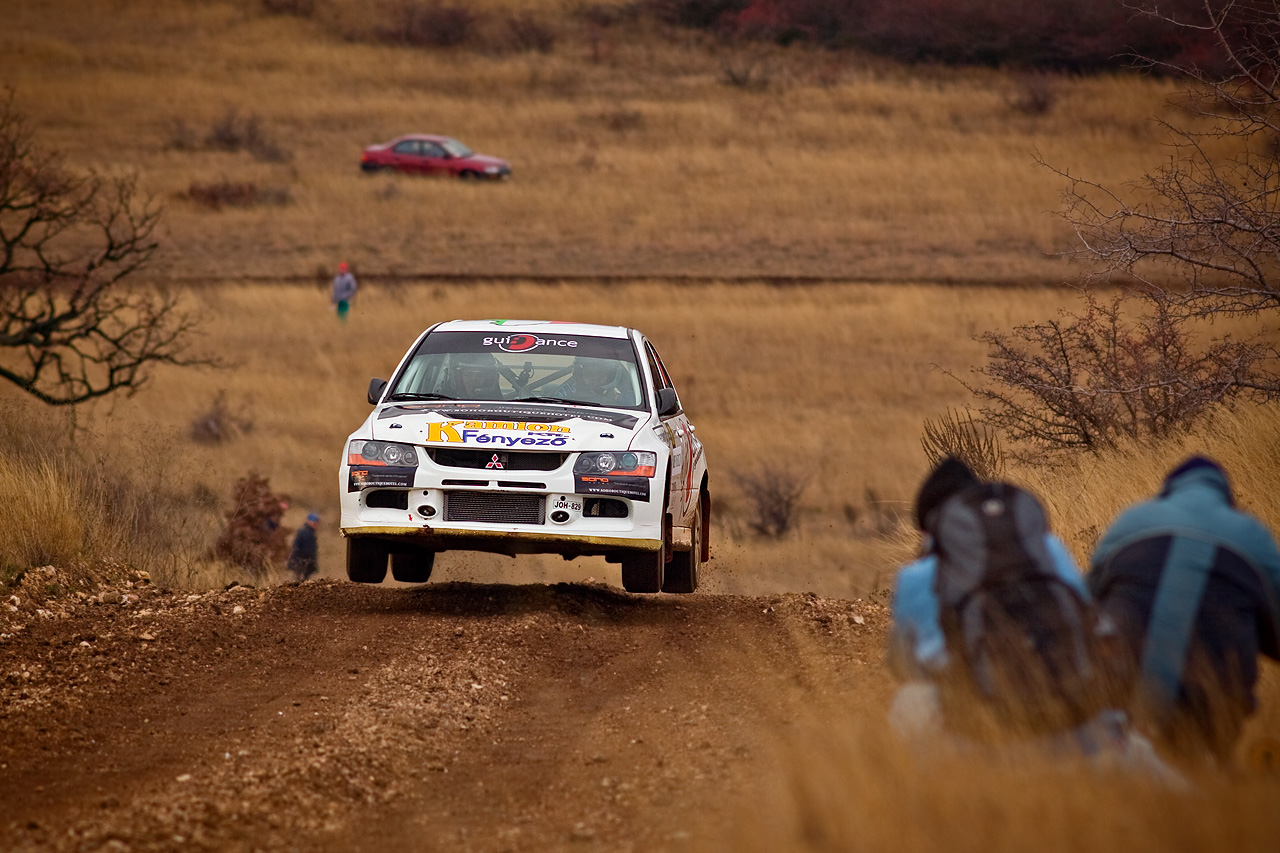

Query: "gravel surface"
left=0, top=573, right=891, bottom=852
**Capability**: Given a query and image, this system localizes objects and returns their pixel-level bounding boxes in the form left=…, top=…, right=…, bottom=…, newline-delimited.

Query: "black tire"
left=346, top=538, right=389, bottom=583
left=663, top=499, right=702, bottom=594
left=458, top=170, right=478, bottom=180
left=621, top=547, right=664, bottom=593
left=390, top=548, right=436, bottom=584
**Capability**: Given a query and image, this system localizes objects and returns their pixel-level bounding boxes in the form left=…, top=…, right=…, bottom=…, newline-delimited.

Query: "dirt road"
left=0, top=578, right=891, bottom=852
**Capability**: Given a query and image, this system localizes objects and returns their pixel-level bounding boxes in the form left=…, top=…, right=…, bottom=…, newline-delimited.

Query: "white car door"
left=644, top=339, right=692, bottom=522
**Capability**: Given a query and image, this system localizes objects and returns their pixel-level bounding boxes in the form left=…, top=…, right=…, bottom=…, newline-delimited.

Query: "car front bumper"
left=338, top=468, right=663, bottom=557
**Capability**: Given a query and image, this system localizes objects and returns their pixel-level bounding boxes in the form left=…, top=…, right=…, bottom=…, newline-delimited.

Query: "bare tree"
left=1050, top=1, right=1280, bottom=317
left=953, top=290, right=1276, bottom=456
left=959, top=2, right=1280, bottom=454
left=0, top=90, right=202, bottom=405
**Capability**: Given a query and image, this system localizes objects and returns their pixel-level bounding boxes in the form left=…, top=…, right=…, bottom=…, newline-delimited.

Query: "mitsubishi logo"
left=485, top=453, right=504, bottom=469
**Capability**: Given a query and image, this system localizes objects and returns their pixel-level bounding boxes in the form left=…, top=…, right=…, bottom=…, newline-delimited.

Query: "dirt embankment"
left=0, top=577, right=890, bottom=852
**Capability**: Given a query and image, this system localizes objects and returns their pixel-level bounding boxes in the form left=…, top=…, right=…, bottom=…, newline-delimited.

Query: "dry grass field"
left=4, top=1, right=1280, bottom=849
left=3, top=0, right=1187, bottom=282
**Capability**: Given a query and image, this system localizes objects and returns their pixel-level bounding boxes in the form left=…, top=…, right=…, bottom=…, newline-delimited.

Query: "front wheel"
left=663, top=499, right=702, bottom=594
left=621, top=548, right=664, bottom=593
left=390, top=548, right=436, bottom=583
left=346, top=538, right=389, bottom=583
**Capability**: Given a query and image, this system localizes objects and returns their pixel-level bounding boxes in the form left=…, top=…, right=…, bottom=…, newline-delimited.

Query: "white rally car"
left=339, top=320, right=709, bottom=593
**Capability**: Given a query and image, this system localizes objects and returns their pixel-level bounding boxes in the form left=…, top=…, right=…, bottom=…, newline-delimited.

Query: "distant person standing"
left=288, top=512, right=320, bottom=582
left=331, top=261, right=358, bottom=321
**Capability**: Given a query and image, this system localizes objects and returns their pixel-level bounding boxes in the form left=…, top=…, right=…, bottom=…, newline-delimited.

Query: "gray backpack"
left=931, top=482, right=1106, bottom=733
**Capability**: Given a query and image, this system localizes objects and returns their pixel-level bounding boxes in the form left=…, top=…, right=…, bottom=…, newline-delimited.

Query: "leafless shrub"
left=581, top=108, right=644, bottom=133
left=921, top=407, right=1005, bottom=480
left=505, top=13, right=557, bottom=53
left=204, top=107, right=290, bottom=162
left=732, top=465, right=809, bottom=538
left=211, top=473, right=290, bottom=582
left=164, top=118, right=201, bottom=151
left=1007, top=73, right=1057, bottom=116
left=952, top=290, right=1278, bottom=456
left=376, top=0, right=478, bottom=48
left=720, top=47, right=772, bottom=90
left=190, top=391, right=254, bottom=445
left=184, top=180, right=292, bottom=210
left=260, top=0, right=315, bottom=16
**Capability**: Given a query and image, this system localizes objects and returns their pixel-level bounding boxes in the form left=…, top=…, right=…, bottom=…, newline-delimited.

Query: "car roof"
left=432, top=320, right=633, bottom=339
left=392, top=134, right=455, bottom=144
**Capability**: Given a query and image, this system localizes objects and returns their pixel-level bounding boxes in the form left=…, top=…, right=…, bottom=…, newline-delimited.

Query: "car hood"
left=371, top=401, right=648, bottom=451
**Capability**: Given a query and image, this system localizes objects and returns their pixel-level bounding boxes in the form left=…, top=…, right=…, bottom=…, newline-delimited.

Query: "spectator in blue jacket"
left=287, top=512, right=320, bottom=582
left=1089, top=456, right=1280, bottom=760
left=889, top=458, right=1091, bottom=681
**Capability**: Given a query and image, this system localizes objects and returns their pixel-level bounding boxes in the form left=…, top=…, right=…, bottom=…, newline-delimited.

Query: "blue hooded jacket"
left=1088, top=458, right=1280, bottom=725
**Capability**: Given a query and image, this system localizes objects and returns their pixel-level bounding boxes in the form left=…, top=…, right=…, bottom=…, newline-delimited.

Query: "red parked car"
left=359, top=134, right=512, bottom=180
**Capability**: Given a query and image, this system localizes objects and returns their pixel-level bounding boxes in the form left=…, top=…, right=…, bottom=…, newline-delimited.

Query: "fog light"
left=418, top=505, right=436, bottom=518
left=550, top=510, right=570, bottom=524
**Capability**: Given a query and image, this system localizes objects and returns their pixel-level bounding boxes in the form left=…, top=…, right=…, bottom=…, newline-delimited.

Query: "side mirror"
left=656, top=387, right=680, bottom=417
left=367, top=378, right=387, bottom=406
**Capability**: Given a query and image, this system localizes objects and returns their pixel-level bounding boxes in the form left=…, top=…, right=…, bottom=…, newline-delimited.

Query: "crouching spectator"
left=288, top=512, right=321, bottom=582
left=889, top=458, right=1175, bottom=781
left=1089, top=456, right=1280, bottom=761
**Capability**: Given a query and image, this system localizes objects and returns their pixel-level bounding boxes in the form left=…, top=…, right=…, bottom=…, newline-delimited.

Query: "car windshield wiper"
left=387, top=392, right=456, bottom=401
left=511, top=396, right=604, bottom=408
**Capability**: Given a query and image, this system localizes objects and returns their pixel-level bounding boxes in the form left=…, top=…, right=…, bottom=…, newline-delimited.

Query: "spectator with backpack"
left=1089, top=456, right=1280, bottom=761
left=887, top=458, right=1182, bottom=780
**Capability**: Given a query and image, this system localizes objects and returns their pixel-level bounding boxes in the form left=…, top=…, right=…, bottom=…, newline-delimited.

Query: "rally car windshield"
left=388, top=331, right=647, bottom=410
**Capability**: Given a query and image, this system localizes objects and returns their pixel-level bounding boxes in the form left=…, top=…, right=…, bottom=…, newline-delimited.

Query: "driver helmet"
left=451, top=352, right=502, bottom=397
left=574, top=357, right=621, bottom=393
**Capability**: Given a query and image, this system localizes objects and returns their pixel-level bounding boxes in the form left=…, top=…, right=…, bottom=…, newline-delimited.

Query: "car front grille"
left=444, top=491, right=546, bottom=525
left=428, top=448, right=567, bottom=472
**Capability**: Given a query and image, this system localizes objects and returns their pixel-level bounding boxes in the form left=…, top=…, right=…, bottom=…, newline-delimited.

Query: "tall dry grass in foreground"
left=741, top=709, right=1280, bottom=852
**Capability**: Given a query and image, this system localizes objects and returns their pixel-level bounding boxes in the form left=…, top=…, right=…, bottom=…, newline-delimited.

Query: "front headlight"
left=348, top=439, right=419, bottom=468
left=574, top=451, right=656, bottom=477
left=484, top=165, right=501, bottom=174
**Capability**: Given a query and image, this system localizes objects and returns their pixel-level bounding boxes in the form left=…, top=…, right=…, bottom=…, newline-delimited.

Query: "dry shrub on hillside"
left=205, top=108, right=291, bottom=163
left=921, top=407, right=1005, bottom=480
left=211, top=473, right=290, bottom=581
left=958, top=291, right=1278, bottom=456
left=260, top=0, right=316, bottom=17
left=732, top=465, right=809, bottom=538
left=373, top=0, right=478, bottom=48
left=1006, top=73, right=1057, bottom=116
left=503, top=13, right=557, bottom=54
left=185, top=180, right=292, bottom=210
left=165, top=108, right=289, bottom=162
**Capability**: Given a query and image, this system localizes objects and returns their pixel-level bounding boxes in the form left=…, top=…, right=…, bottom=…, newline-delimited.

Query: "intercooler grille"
left=443, top=491, right=546, bottom=525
